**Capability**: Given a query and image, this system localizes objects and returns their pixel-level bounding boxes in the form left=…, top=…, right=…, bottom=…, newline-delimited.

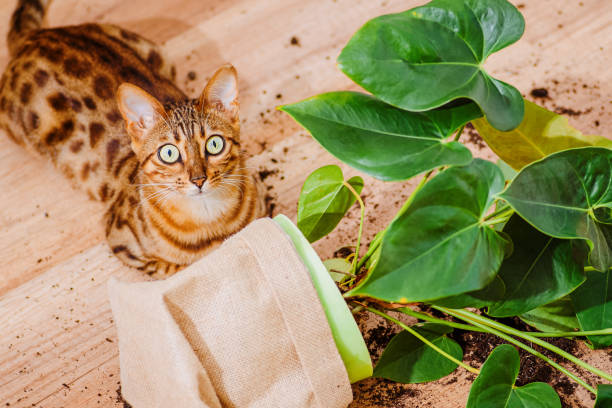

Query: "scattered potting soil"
left=115, top=386, right=132, bottom=408
left=264, top=193, right=276, bottom=216
left=530, top=87, right=549, bottom=98
left=555, top=106, right=592, bottom=117
left=333, top=246, right=355, bottom=259
left=363, top=320, right=398, bottom=361
left=186, top=71, right=197, bottom=81
left=463, top=122, right=487, bottom=149
left=352, top=378, right=419, bottom=408
left=258, top=168, right=278, bottom=181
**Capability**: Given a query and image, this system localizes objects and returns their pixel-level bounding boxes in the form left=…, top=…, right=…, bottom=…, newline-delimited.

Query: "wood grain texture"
left=0, top=0, right=610, bottom=406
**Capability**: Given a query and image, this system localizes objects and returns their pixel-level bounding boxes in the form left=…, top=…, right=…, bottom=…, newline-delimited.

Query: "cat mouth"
left=184, top=183, right=212, bottom=197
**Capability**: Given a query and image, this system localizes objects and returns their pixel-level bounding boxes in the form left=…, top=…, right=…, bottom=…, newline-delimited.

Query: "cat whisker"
left=218, top=180, right=245, bottom=199
left=135, top=183, right=175, bottom=189
left=153, top=190, right=174, bottom=207
left=139, top=186, right=175, bottom=207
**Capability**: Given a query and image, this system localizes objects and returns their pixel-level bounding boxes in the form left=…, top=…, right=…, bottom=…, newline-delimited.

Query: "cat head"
left=117, top=65, right=243, bottom=199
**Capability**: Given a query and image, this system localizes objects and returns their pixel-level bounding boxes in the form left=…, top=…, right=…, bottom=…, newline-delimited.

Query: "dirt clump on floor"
left=115, top=386, right=132, bottom=408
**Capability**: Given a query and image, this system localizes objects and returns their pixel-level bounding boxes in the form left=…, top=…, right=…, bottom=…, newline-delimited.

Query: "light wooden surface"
left=0, top=0, right=610, bottom=407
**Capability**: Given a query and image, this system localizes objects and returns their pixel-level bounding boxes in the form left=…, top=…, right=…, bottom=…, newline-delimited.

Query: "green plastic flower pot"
left=274, top=214, right=372, bottom=383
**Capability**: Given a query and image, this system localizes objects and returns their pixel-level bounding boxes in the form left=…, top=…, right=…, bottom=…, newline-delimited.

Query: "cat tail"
left=7, top=0, right=52, bottom=57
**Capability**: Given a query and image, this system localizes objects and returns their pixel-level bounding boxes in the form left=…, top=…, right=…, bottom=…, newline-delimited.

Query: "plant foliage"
left=338, top=0, right=525, bottom=131
left=281, top=0, right=612, bottom=406
left=347, top=159, right=509, bottom=302
left=373, top=323, right=462, bottom=383
left=467, top=345, right=561, bottom=408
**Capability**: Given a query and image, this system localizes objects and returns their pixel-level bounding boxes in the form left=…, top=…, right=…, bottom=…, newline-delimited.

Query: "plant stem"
left=530, top=329, right=612, bottom=338
left=343, top=180, right=365, bottom=274
left=436, top=307, right=612, bottom=384
left=351, top=305, right=364, bottom=315
left=396, top=169, right=433, bottom=218
left=398, top=308, right=483, bottom=332
left=362, top=304, right=480, bottom=375
left=355, top=170, right=433, bottom=271
left=583, top=266, right=611, bottom=272
left=483, top=217, right=512, bottom=227
left=398, top=307, right=612, bottom=338
left=439, top=308, right=597, bottom=394
left=355, top=232, right=383, bottom=272
left=329, top=269, right=356, bottom=277
left=483, top=204, right=513, bottom=221
left=453, top=125, right=466, bottom=142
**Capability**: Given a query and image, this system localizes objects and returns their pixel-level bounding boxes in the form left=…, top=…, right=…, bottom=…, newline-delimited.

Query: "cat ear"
left=199, top=64, right=239, bottom=122
left=117, top=83, right=166, bottom=145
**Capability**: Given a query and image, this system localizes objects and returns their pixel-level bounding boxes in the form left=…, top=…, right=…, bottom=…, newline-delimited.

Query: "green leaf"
left=323, top=258, right=352, bottom=283
left=432, top=275, right=505, bottom=309
left=519, top=297, right=580, bottom=333
left=373, top=323, right=462, bottom=383
left=570, top=270, right=612, bottom=348
left=507, top=384, right=562, bottom=408
left=338, top=0, right=525, bottom=131
left=497, top=159, right=518, bottom=182
left=467, top=344, right=561, bottom=408
left=595, top=384, right=612, bottom=408
left=474, top=100, right=612, bottom=170
left=280, top=92, right=477, bottom=181
left=500, top=147, right=612, bottom=272
left=347, top=159, right=508, bottom=302
left=297, top=165, right=363, bottom=243
left=487, top=215, right=587, bottom=317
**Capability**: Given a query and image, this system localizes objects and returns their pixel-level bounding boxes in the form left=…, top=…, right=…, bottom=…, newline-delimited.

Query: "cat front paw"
left=137, top=260, right=183, bottom=278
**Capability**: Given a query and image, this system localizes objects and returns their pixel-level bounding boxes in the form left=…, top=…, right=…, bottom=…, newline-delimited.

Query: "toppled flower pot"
left=109, top=216, right=371, bottom=408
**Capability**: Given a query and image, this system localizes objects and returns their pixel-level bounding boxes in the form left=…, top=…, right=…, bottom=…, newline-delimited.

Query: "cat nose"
left=190, top=175, right=207, bottom=189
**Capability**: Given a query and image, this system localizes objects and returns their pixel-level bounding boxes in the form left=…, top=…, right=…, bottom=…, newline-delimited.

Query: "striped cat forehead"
left=163, top=100, right=205, bottom=140
left=163, top=99, right=236, bottom=142
left=165, top=100, right=199, bottom=125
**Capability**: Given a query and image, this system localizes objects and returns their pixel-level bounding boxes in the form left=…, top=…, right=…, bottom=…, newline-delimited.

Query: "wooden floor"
left=0, top=0, right=610, bottom=407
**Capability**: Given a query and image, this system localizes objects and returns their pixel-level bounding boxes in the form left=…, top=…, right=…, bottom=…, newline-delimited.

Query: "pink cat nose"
left=190, top=176, right=206, bottom=189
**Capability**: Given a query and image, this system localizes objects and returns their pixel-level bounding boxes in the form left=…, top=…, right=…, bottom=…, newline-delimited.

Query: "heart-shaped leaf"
left=497, top=159, right=518, bottom=182
left=487, top=215, right=587, bottom=317
left=338, top=0, right=525, bottom=131
left=467, top=344, right=561, bottom=408
left=570, top=270, right=612, bottom=348
left=474, top=100, right=612, bottom=170
left=297, top=165, right=363, bottom=243
left=595, top=384, right=612, bottom=408
left=347, top=159, right=508, bottom=302
left=323, top=258, right=352, bottom=283
left=519, top=297, right=580, bottom=333
left=500, top=147, right=612, bottom=272
left=373, top=323, right=462, bottom=383
left=432, top=275, right=505, bottom=309
left=280, top=92, right=477, bottom=181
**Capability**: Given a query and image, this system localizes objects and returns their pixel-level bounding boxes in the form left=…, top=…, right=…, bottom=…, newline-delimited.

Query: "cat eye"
left=158, top=144, right=181, bottom=164
left=205, top=135, right=225, bottom=155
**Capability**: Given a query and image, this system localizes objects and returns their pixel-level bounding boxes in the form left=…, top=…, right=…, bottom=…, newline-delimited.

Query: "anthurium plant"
left=280, top=0, right=612, bottom=406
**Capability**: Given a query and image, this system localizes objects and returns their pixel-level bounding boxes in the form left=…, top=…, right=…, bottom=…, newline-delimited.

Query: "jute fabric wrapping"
left=108, top=218, right=353, bottom=408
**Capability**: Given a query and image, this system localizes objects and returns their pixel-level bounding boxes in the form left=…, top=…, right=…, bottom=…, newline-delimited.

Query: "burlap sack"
left=108, top=218, right=353, bottom=408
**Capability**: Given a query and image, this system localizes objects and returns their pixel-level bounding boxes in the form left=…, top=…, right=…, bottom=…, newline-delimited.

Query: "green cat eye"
left=158, top=144, right=181, bottom=164
left=206, top=135, right=225, bottom=155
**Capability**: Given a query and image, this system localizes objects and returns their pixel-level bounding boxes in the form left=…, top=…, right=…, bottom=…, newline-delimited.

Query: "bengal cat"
left=0, top=0, right=264, bottom=276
